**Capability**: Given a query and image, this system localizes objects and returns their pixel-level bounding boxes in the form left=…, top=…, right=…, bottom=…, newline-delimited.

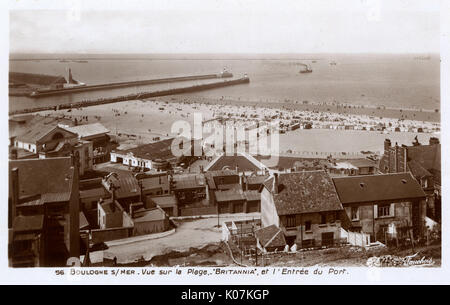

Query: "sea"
left=9, top=53, right=440, bottom=114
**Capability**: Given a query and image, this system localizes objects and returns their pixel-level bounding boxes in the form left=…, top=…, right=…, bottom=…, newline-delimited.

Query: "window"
left=329, top=212, right=336, bottom=223
left=378, top=204, right=390, bottom=217
left=305, top=221, right=312, bottom=231
left=286, top=215, right=296, bottom=228
left=351, top=206, right=359, bottom=221
left=320, top=213, right=327, bottom=224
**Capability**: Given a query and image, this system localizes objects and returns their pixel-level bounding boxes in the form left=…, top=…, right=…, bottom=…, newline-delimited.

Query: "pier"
left=9, top=76, right=250, bottom=116
left=29, top=73, right=233, bottom=98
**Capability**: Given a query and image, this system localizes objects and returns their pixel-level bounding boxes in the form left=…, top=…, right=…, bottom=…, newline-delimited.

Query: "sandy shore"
left=37, top=95, right=440, bottom=156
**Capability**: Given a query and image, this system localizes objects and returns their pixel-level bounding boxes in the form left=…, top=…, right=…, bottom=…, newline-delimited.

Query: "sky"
left=8, top=0, right=441, bottom=54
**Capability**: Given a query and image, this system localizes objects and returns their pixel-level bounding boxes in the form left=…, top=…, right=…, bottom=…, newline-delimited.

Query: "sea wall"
left=9, top=77, right=250, bottom=116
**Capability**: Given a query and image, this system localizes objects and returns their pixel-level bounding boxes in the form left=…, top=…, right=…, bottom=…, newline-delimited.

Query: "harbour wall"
left=9, top=77, right=250, bottom=116
left=29, top=73, right=233, bottom=97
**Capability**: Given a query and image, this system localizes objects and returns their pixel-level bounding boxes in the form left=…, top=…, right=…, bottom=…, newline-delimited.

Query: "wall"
left=342, top=200, right=425, bottom=240
left=91, top=227, right=131, bottom=244
left=179, top=205, right=217, bottom=217
left=260, top=188, right=279, bottom=228
left=279, top=212, right=342, bottom=247
left=133, top=218, right=170, bottom=236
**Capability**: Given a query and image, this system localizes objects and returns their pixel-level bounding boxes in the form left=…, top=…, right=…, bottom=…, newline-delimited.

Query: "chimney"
left=273, top=173, right=279, bottom=194
left=429, top=137, right=440, bottom=145
left=10, top=168, right=19, bottom=228
left=130, top=203, right=136, bottom=218
left=384, top=139, right=391, bottom=154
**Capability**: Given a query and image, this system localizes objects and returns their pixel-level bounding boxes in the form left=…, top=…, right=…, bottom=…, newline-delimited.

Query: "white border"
left=1, top=0, right=449, bottom=285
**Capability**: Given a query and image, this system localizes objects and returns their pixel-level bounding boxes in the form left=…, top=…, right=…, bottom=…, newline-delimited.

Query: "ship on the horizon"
left=299, top=63, right=312, bottom=73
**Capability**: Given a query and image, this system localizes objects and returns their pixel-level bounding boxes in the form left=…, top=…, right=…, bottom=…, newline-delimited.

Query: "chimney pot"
left=273, top=173, right=279, bottom=194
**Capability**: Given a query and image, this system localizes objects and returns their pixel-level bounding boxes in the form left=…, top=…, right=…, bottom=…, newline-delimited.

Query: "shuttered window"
left=375, top=203, right=395, bottom=218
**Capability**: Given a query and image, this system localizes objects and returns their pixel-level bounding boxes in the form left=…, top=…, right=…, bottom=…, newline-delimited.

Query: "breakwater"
left=9, top=76, right=250, bottom=116
left=29, top=73, right=233, bottom=98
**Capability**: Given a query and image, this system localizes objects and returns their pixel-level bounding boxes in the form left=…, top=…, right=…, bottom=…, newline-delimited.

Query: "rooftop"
left=103, top=172, right=140, bottom=199
left=148, top=195, right=178, bottom=208
left=332, top=172, right=426, bottom=204
left=64, top=123, right=110, bottom=139
left=206, top=155, right=261, bottom=172
left=255, top=225, right=286, bottom=249
left=13, top=215, right=44, bottom=232
left=172, top=174, right=206, bottom=190
left=114, top=137, right=193, bottom=161
left=9, top=157, right=74, bottom=200
left=262, top=171, right=343, bottom=215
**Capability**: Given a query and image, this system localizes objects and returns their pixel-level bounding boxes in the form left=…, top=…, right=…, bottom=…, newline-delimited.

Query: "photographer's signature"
left=367, top=253, right=435, bottom=267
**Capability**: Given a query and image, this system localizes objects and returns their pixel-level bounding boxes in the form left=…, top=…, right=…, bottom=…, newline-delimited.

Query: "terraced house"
left=260, top=171, right=344, bottom=248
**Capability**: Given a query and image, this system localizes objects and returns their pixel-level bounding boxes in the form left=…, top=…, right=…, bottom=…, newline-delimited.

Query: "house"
left=260, top=171, right=344, bottom=247
left=205, top=170, right=240, bottom=200
left=328, top=158, right=377, bottom=177
left=10, top=215, right=45, bottom=267
left=79, top=178, right=111, bottom=211
left=332, top=172, right=427, bottom=243
left=110, top=137, right=194, bottom=171
left=13, top=124, right=77, bottom=154
left=91, top=198, right=134, bottom=244
left=254, top=225, right=287, bottom=253
left=215, top=189, right=261, bottom=214
left=102, top=172, right=140, bottom=211
left=215, top=189, right=247, bottom=214
left=136, top=172, right=171, bottom=197
left=11, top=122, right=93, bottom=176
left=63, top=122, right=112, bottom=164
left=171, top=173, right=209, bottom=207
left=244, top=175, right=268, bottom=191
left=379, top=137, right=441, bottom=221
left=98, top=199, right=125, bottom=229
left=147, top=194, right=178, bottom=217
left=9, top=156, right=80, bottom=266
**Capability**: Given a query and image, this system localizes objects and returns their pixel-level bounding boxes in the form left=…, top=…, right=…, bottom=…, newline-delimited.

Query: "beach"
left=37, top=94, right=440, bottom=156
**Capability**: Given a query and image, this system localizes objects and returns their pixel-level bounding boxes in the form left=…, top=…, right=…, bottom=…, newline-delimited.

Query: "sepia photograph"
left=2, top=0, right=448, bottom=287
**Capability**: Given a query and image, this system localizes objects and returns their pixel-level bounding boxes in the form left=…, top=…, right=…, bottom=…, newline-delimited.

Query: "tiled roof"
left=64, top=123, right=109, bottom=139
left=114, top=138, right=193, bottom=161
left=255, top=225, right=286, bottom=249
left=246, top=175, right=267, bottom=185
left=16, top=125, right=77, bottom=144
left=408, top=160, right=432, bottom=179
left=9, top=157, right=74, bottom=199
left=172, top=174, right=206, bottom=190
left=79, top=187, right=109, bottom=199
left=41, top=192, right=71, bottom=203
left=207, top=155, right=261, bottom=172
left=263, top=171, right=343, bottom=215
left=215, top=190, right=245, bottom=202
left=244, top=190, right=261, bottom=202
left=332, top=172, right=426, bottom=204
left=104, top=173, right=140, bottom=199
left=148, top=195, right=178, bottom=208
